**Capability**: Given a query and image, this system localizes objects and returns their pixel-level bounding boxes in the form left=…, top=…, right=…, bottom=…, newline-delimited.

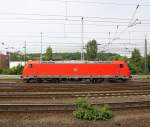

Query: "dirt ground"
left=0, top=109, right=149, bottom=127
left=0, top=95, right=150, bottom=105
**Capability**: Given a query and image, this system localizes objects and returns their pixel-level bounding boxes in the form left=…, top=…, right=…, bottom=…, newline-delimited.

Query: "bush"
left=73, top=98, right=113, bottom=121
left=98, top=105, right=113, bottom=120
left=9, top=65, right=24, bottom=75
left=0, top=65, right=24, bottom=75
left=76, top=97, right=91, bottom=109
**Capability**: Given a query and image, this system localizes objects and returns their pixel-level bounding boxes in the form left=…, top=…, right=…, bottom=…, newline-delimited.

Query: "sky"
left=0, top=0, right=150, bottom=57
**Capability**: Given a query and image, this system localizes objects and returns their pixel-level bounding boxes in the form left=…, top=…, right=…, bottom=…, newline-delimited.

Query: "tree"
left=10, top=52, right=24, bottom=61
left=129, top=48, right=143, bottom=74
left=45, top=46, right=53, bottom=61
left=86, top=39, right=98, bottom=60
left=112, top=55, right=128, bottom=62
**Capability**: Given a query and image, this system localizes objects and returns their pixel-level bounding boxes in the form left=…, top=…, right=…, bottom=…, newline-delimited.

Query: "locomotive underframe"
left=22, top=75, right=129, bottom=83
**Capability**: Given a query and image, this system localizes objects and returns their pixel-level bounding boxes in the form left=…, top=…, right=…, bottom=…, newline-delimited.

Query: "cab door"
left=28, top=63, right=35, bottom=77
left=118, top=63, right=124, bottom=77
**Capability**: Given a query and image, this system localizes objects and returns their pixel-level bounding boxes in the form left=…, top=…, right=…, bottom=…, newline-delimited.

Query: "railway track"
left=0, top=101, right=149, bottom=112
left=0, top=82, right=149, bottom=92
left=0, top=81, right=149, bottom=112
left=0, top=90, right=150, bottom=99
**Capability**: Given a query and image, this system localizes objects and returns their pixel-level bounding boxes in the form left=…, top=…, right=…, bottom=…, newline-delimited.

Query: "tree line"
left=9, top=39, right=150, bottom=74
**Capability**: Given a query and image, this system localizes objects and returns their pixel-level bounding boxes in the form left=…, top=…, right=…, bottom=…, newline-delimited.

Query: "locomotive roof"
left=27, top=60, right=125, bottom=64
left=41, top=61, right=113, bottom=63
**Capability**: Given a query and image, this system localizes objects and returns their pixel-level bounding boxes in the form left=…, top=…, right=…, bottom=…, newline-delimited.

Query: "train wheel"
left=47, top=79, right=53, bottom=83
left=90, top=79, right=96, bottom=83
left=23, top=79, right=30, bottom=83
left=29, top=78, right=38, bottom=83
left=37, top=79, right=43, bottom=83
left=90, top=79, right=93, bottom=83
left=96, top=78, right=104, bottom=83
left=108, top=79, right=117, bottom=83
left=121, top=78, right=127, bottom=82
left=53, top=78, right=60, bottom=83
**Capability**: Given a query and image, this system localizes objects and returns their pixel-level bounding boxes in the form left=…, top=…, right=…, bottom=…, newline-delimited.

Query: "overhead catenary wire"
left=115, top=3, right=140, bottom=53
left=117, top=4, right=141, bottom=37
left=3, top=40, right=148, bottom=45
left=1, top=21, right=150, bottom=27
left=0, top=36, right=148, bottom=40
left=0, top=17, right=150, bottom=25
left=43, top=0, right=150, bottom=7
left=0, top=30, right=150, bottom=34
left=0, top=0, right=149, bottom=55
left=103, top=2, right=142, bottom=54
left=1, top=12, right=150, bottom=22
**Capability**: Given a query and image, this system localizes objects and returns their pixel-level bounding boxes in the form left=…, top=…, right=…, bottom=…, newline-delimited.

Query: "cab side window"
left=120, top=64, right=124, bottom=68
left=29, top=64, right=32, bottom=68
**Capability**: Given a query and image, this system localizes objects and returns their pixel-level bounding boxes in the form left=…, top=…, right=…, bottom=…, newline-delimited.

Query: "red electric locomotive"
left=21, top=60, right=131, bottom=83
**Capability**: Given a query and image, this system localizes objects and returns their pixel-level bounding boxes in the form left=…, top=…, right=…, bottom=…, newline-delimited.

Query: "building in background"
left=0, top=54, right=9, bottom=68
left=10, top=61, right=25, bottom=68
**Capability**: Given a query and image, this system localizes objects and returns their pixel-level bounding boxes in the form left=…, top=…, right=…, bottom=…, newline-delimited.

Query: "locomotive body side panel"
left=34, top=63, right=116, bottom=77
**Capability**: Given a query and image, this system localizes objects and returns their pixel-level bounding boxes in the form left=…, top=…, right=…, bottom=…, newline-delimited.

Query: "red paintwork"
left=22, top=60, right=131, bottom=80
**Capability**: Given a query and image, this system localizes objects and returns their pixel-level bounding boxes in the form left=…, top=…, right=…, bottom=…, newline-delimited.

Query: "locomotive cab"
left=21, top=61, right=38, bottom=82
left=115, top=61, right=131, bottom=81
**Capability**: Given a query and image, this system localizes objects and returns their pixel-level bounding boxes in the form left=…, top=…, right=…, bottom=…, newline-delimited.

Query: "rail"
left=0, top=101, right=149, bottom=112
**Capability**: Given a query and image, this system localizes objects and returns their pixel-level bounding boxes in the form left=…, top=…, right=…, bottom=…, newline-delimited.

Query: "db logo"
left=73, top=68, right=78, bottom=72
